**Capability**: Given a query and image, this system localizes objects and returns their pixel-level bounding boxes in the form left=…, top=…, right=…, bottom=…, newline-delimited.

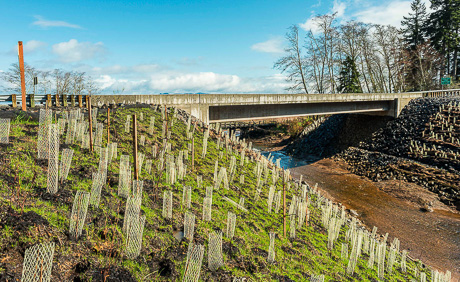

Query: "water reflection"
left=253, top=145, right=318, bottom=169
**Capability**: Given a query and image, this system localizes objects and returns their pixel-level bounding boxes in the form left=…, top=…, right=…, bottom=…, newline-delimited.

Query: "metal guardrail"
left=0, top=94, right=87, bottom=108
left=0, top=89, right=459, bottom=108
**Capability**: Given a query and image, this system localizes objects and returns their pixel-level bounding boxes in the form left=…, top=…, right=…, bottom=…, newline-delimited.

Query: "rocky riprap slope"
left=284, top=114, right=392, bottom=159
left=337, top=97, right=460, bottom=209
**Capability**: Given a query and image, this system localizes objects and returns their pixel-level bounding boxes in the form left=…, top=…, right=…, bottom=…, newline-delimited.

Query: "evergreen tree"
left=401, top=0, right=428, bottom=49
left=337, top=56, right=362, bottom=93
left=426, top=0, right=460, bottom=79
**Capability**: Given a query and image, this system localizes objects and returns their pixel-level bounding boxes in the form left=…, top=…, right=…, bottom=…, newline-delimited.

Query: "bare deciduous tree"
left=0, top=63, right=37, bottom=94
left=53, top=69, right=72, bottom=95
left=274, top=25, right=309, bottom=94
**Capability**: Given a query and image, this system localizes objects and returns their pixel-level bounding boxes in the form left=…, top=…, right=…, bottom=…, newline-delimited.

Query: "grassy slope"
left=0, top=106, right=431, bottom=281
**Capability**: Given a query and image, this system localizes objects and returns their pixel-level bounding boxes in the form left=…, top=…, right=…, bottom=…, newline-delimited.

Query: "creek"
left=255, top=145, right=460, bottom=278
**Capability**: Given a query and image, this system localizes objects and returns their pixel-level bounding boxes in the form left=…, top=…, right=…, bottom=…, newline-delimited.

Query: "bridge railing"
left=0, top=89, right=459, bottom=108
left=0, top=94, right=87, bottom=108
left=419, top=89, right=460, bottom=97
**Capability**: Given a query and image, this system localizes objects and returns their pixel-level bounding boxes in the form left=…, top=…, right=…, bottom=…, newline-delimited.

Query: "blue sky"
left=0, top=0, right=416, bottom=94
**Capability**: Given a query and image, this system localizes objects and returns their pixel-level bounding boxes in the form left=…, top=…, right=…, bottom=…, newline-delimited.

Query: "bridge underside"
left=208, top=100, right=394, bottom=123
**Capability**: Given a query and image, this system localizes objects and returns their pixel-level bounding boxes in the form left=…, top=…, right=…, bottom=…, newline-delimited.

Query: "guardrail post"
left=71, top=95, right=75, bottom=107
left=78, top=95, right=83, bottom=108
left=55, top=94, right=60, bottom=107
left=29, top=94, right=35, bottom=107
left=62, top=94, right=68, bottom=107
left=47, top=94, right=51, bottom=108
left=12, top=94, right=17, bottom=108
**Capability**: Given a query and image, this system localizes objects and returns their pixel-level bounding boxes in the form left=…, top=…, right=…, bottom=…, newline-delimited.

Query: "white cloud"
left=23, top=40, right=47, bottom=53
left=89, top=67, right=290, bottom=94
left=300, top=17, right=322, bottom=34
left=332, top=0, right=347, bottom=17
left=149, top=72, right=241, bottom=92
left=354, top=0, right=411, bottom=27
left=52, top=39, right=106, bottom=63
left=251, top=37, right=284, bottom=54
left=32, top=15, right=82, bottom=29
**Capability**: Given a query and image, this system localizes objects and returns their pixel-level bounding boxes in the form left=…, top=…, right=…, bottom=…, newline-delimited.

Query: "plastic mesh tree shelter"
left=123, top=195, right=142, bottom=234
left=46, top=124, right=59, bottom=194
left=125, top=214, right=146, bottom=259
left=162, top=190, right=173, bottom=218
left=268, top=232, right=275, bottom=263
left=183, top=243, right=204, bottom=282
left=208, top=231, right=224, bottom=271
left=89, top=172, right=103, bottom=207
left=203, top=197, right=212, bottom=221
left=0, top=118, right=11, bottom=144
left=184, top=211, right=195, bottom=241
left=69, top=190, right=90, bottom=240
left=118, top=155, right=131, bottom=198
left=37, top=108, right=52, bottom=159
left=21, top=242, right=55, bottom=282
left=226, top=212, right=236, bottom=239
left=59, top=148, right=74, bottom=182
left=183, top=186, right=192, bottom=209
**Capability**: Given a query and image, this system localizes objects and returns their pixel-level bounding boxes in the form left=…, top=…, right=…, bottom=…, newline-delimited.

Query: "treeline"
left=276, top=0, right=460, bottom=93
left=0, top=63, right=100, bottom=95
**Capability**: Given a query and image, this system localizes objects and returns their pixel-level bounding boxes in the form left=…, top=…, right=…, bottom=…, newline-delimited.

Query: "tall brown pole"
left=133, top=114, right=139, bottom=180
left=88, top=97, right=93, bottom=152
left=18, top=41, right=26, bottom=111
left=107, top=108, right=110, bottom=144
left=283, top=169, right=286, bottom=238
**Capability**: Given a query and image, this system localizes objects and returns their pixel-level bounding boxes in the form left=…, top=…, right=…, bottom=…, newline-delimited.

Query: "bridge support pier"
left=189, top=104, right=209, bottom=124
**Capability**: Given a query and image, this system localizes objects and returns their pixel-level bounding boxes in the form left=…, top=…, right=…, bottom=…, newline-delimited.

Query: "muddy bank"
left=290, top=158, right=460, bottom=279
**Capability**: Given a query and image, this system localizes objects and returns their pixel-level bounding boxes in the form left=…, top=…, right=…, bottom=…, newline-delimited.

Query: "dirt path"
left=291, top=158, right=460, bottom=280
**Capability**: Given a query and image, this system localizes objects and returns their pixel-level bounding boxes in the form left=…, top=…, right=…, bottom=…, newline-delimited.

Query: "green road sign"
left=441, top=77, right=451, bottom=85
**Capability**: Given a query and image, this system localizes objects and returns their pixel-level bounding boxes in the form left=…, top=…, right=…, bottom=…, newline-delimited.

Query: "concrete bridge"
left=2, top=90, right=459, bottom=123
left=90, top=90, right=460, bottom=123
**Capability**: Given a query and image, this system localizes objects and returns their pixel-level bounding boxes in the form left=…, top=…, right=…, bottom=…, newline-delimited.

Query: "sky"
left=0, top=0, right=420, bottom=94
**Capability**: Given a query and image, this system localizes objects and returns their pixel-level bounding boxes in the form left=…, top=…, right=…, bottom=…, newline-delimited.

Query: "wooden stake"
left=133, top=114, right=139, bottom=180
left=17, top=41, right=26, bottom=111
left=88, top=97, right=93, bottom=152
left=283, top=169, right=286, bottom=238
left=107, top=108, right=110, bottom=144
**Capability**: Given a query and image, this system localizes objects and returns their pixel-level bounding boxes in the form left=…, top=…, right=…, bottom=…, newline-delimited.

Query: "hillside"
left=0, top=105, right=443, bottom=281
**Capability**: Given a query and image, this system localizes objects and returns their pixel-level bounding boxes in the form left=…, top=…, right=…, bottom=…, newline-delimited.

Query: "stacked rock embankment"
left=337, top=97, right=460, bottom=209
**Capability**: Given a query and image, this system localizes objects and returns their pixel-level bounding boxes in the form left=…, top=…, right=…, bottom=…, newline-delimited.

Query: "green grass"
left=0, top=106, right=434, bottom=281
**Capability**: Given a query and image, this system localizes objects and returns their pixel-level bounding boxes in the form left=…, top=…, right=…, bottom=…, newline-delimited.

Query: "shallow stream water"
left=256, top=146, right=460, bottom=278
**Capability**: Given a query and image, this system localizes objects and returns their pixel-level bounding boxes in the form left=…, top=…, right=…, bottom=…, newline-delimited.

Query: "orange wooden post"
left=78, top=95, right=83, bottom=108
left=17, top=41, right=26, bottom=111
